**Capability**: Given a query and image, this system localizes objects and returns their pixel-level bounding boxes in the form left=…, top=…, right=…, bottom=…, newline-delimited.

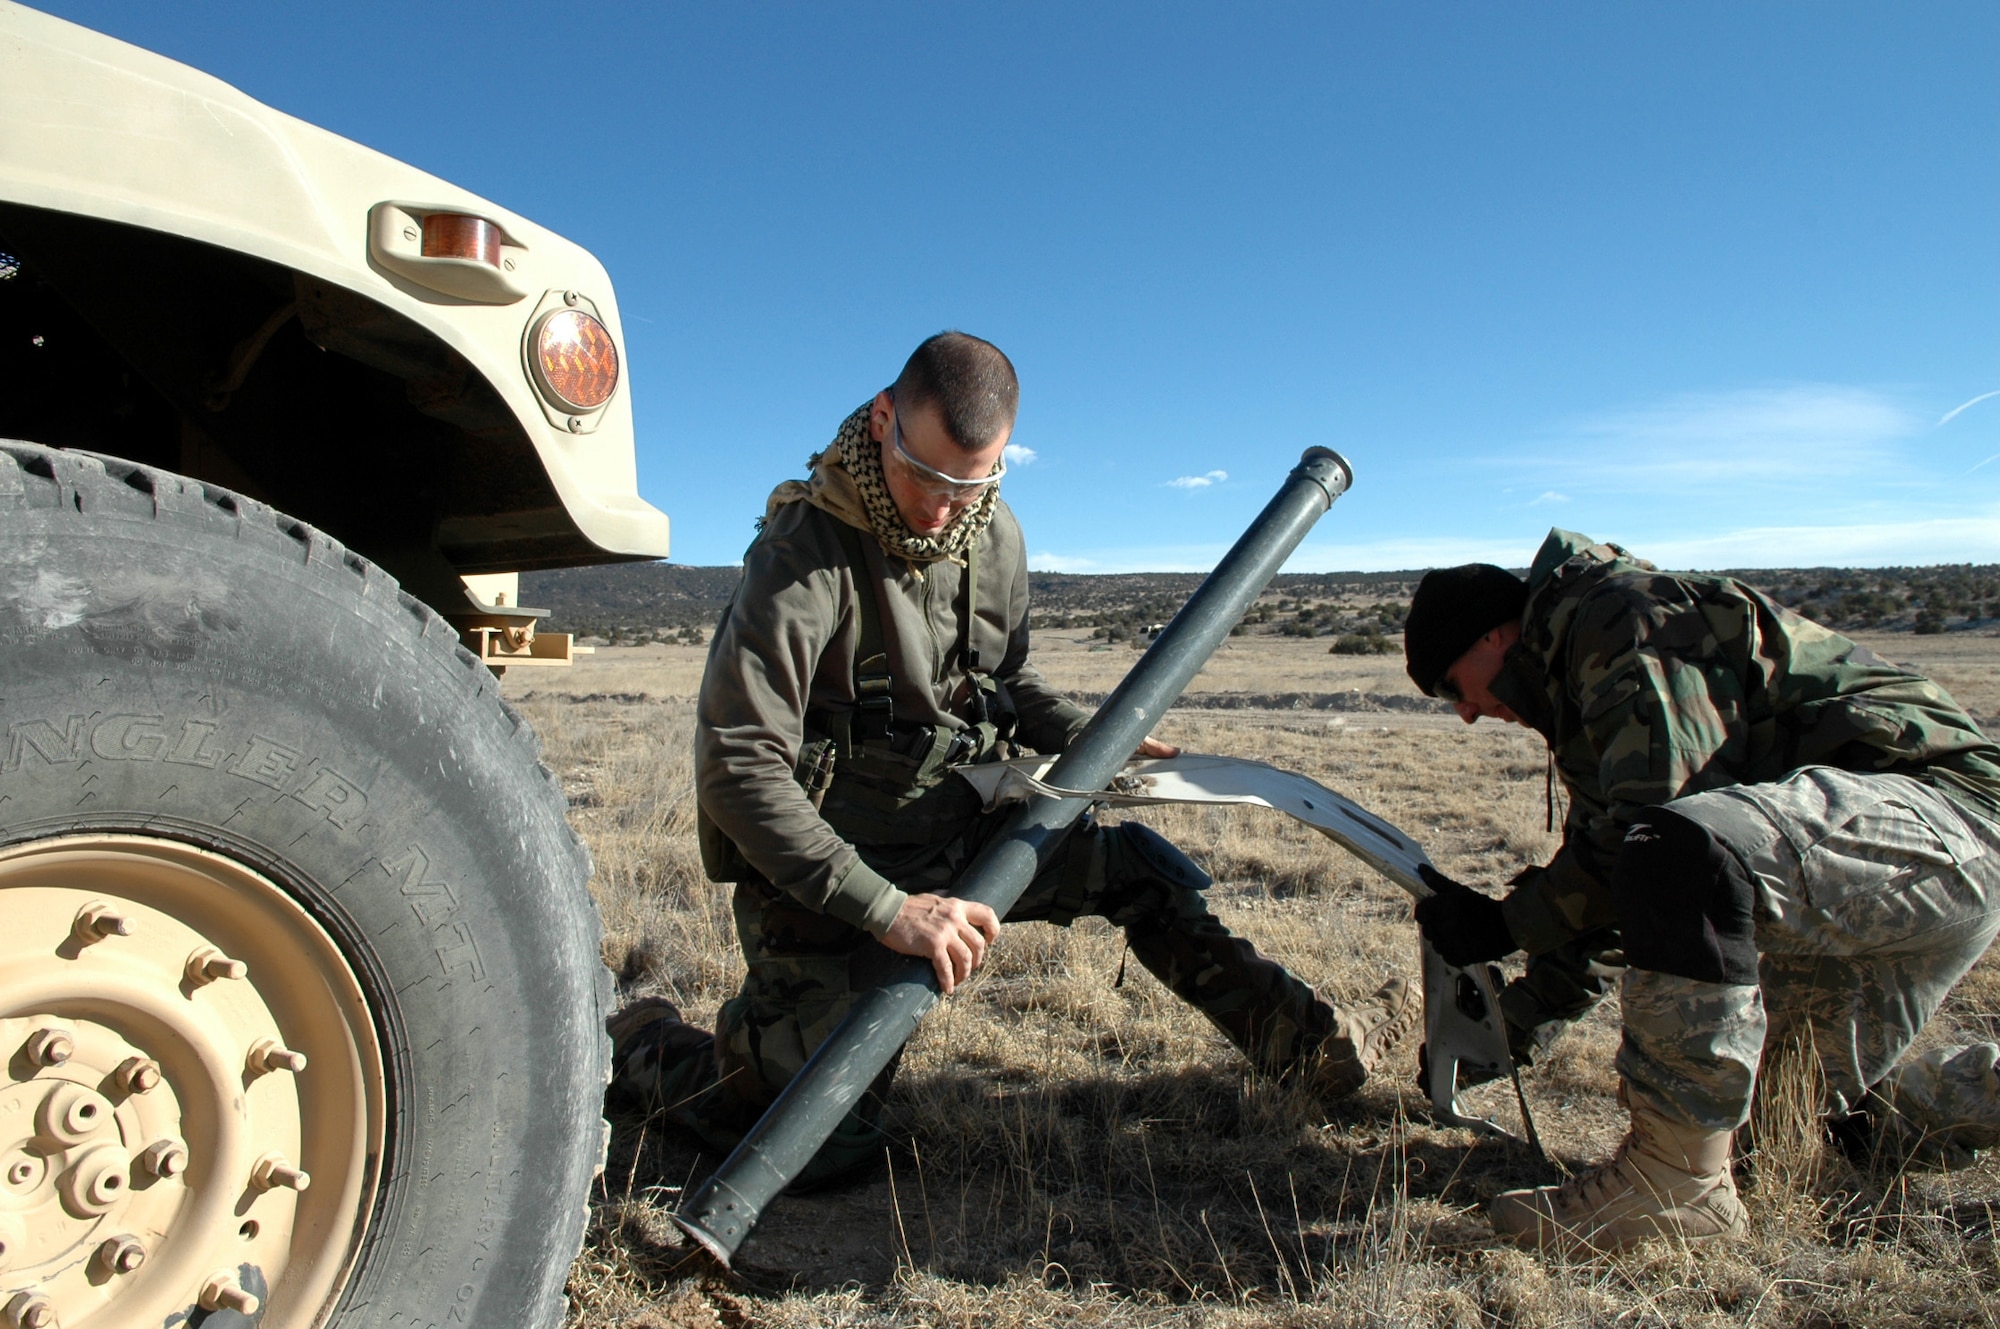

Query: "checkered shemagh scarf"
left=816, top=401, right=999, bottom=565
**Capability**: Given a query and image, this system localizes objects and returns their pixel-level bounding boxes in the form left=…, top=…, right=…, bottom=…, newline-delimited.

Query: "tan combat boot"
left=1312, top=976, right=1420, bottom=1098
left=1488, top=1087, right=1746, bottom=1253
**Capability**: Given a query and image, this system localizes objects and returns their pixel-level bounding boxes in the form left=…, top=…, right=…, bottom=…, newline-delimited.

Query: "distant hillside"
left=523, top=564, right=741, bottom=620
left=522, top=561, right=2000, bottom=646
left=519, top=565, right=1430, bottom=644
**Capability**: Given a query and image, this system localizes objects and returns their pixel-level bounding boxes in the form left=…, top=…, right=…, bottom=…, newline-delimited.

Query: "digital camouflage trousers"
left=1613, top=767, right=2000, bottom=1163
left=612, top=812, right=1352, bottom=1184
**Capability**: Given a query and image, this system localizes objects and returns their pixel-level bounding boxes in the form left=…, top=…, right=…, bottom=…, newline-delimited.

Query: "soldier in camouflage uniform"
left=607, top=333, right=1413, bottom=1185
left=1403, top=529, right=2000, bottom=1251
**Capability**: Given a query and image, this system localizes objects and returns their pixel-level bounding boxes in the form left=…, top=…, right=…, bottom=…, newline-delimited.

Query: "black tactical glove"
left=1413, top=865, right=1517, bottom=967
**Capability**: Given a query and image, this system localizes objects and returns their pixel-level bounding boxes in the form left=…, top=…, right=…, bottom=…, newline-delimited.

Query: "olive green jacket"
left=1493, top=529, right=2000, bottom=957
left=695, top=485, right=1089, bottom=938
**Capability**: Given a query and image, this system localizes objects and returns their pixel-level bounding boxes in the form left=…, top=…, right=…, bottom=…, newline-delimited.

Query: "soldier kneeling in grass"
left=1404, top=530, right=2000, bottom=1252
left=606, top=332, right=1415, bottom=1188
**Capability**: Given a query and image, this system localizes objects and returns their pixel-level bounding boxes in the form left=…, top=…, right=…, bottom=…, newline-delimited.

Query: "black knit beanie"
left=1403, top=564, right=1529, bottom=697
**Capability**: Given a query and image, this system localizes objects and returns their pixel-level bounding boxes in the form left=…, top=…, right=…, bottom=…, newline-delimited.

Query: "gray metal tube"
left=674, top=447, right=1354, bottom=1263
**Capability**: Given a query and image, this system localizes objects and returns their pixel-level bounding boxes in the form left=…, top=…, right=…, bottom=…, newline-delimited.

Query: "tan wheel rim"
left=0, top=835, right=383, bottom=1327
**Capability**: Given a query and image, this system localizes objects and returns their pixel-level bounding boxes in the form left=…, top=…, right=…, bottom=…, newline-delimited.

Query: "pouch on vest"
left=817, top=723, right=988, bottom=846
left=697, top=736, right=838, bottom=884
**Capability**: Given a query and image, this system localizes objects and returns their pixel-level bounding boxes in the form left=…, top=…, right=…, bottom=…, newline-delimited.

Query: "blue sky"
left=37, top=2, right=2000, bottom=572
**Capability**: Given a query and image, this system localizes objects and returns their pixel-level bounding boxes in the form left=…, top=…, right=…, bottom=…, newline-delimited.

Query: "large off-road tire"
left=0, top=443, right=606, bottom=1328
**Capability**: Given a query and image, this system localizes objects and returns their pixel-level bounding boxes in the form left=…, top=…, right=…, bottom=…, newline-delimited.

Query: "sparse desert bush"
left=515, top=631, right=2000, bottom=1328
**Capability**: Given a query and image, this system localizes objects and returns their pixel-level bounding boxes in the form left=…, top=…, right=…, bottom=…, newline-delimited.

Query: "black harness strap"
left=831, top=520, right=895, bottom=753
left=962, top=537, right=979, bottom=672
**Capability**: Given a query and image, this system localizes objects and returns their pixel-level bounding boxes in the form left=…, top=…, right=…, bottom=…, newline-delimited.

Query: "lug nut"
left=25, top=1026, right=73, bottom=1066
left=139, top=1139, right=189, bottom=1179
left=3, top=1291, right=55, bottom=1329
left=72, top=900, right=134, bottom=945
left=199, top=1273, right=260, bottom=1316
left=248, top=1038, right=308, bottom=1076
left=252, top=1152, right=310, bottom=1193
left=5, top=1159, right=33, bottom=1187
left=95, top=1233, right=146, bottom=1275
left=185, top=946, right=249, bottom=985
left=114, top=1055, right=163, bottom=1094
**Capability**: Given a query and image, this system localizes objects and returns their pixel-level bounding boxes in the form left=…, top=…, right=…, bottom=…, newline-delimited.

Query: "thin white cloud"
left=1165, top=470, right=1228, bottom=490
left=1030, top=545, right=1229, bottom=573
left=1279, top=537, right=1538, bottom=573
left=1028, top=552, right=1114, bottom=573
left=1032, top=536, right=1535, bottom=575
left=1937, top=389, right=2000, bottom=428
left=1031, top=507, right=2000, bottom=577
left=1636, top=509, right=2000, bottom=568
left=1004, top=443, right=1038, bottom=467
left=1516, top=384, right=1919, bottom=492
left=1025, top=383, right=1996, bottom=577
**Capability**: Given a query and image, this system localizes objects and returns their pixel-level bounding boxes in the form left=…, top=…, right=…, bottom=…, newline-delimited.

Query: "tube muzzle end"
left=1293, top=448, right=1353, bottom=504
left=672, top=1173, right=765, bottom=1267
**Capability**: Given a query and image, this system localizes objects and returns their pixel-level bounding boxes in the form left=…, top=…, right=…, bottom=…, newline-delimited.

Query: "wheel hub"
left=0, top=836, right=383, bottom=1327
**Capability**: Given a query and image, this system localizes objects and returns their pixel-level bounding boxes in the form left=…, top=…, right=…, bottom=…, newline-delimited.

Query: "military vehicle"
left=0, top=4, right=669, bottom=1324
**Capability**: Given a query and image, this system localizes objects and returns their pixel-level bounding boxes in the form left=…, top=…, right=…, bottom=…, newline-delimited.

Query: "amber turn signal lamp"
left=420, top=213, right=503, bottom=268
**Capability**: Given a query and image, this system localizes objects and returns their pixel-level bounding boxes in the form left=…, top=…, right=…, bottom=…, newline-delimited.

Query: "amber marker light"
left=533, top=308, right=620, bottom=411
left=420, top=213, right=503, bottom=268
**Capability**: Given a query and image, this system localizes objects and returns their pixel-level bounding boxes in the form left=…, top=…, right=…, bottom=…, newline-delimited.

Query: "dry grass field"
left=505, top=628, right=2000, bottom=1329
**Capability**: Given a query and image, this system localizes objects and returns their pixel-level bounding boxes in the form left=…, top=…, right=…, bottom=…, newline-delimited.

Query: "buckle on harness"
left=941, top=730, right=979, bottom=766
left=855, top=655, right=894, bottom=742
left=855, top=693, right=894, bottom=742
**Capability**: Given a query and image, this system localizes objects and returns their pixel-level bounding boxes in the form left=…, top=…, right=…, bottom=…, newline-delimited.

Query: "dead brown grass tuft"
left=513, top=632, right=2000, bottom=1328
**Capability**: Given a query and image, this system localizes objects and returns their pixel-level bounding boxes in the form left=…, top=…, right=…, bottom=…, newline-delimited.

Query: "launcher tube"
left=675, top=447, right=1354, bottom=1262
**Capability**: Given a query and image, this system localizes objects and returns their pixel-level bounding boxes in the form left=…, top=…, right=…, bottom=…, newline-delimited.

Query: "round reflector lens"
left=533, top=309, right=619, bottom=412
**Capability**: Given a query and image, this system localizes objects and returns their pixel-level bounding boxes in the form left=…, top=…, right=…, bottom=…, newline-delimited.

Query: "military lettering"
left=2, top=713, right=366, bottom=829
left=382, top=845, right=462, bottom=929
left=7, top=715, right=86, bottom=769
left=231, top=734, right=305, bottom=790
left=90, top=713, right=169, bottom=761
left=293, top=767, right=367, bottom=829
left=164, top=719, right=224, bottom=768
left=433, top=921, right=485, bottom=982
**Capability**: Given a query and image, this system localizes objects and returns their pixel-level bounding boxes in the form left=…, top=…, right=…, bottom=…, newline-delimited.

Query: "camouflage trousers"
left=1614, top=767, right=2000, bottom=1162
left=614, top=812, right=1340, bottom=1182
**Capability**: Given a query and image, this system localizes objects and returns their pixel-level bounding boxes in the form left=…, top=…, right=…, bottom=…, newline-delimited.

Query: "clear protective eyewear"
left=891, top=411, right=1006, bottom=501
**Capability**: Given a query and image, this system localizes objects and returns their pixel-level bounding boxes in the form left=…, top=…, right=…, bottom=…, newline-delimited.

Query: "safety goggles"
left=891, top=412, right=1006, bottom=500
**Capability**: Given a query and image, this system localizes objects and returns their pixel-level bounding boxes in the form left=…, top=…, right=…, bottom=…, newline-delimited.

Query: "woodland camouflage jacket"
left=1492, top=528, right=2000, bottom=957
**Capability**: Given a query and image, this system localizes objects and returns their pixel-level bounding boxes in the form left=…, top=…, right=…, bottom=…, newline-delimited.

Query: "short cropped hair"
left=892, top=331, right=1019, bottom=452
